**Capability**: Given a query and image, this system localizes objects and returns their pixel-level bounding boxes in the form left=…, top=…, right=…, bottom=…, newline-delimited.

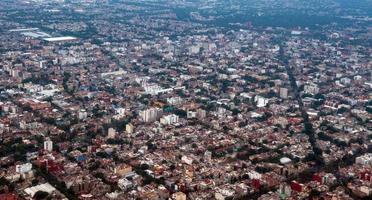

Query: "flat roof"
left=24, top=183, right=56, bottom=197
left=9, top=28, right=39, bottom=32
left=43, top=36, right=77, bottom=42
left=22, top=31, right=51, bottom=38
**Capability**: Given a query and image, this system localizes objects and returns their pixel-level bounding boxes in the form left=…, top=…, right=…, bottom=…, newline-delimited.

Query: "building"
left=44, top=139, right=53, bottom=152
left=187, top=109, right=206, bottom=120
left=107, top=128, right=117, bottom=139
left=360, top=186, right=372, bottom=196
left=356, top=154, right=372, bottom=166
left=78, top=109, right=88, bottom=120
left=304, top=84, right=319, bottom=94
left=181, top=155, right=193, bottom=165
left=196, top=109, right=207, bottom=119
left=118, top=178, right=133, bottom=191
left=172, top=192, right=187, bottom=200
left=187, top=110, right=197, bottom=119
left=255, top=96, right=269, bottom=107
left=114, top=164, right=133, bottom=176
left=290, top=181, right=303, bottom=192
left=204, top=151, right=212, bottom=162
left=39, top=61, right=46, bottom=69
left=215, top=189, right=235, bottom=200
left=24, top=183, right=56, bottom=198
left=340, top=77, right=351, bottom=85
left=279, top=183, right=292, bottom=198
left=126, top=123, right=134, bottom=134
left=139, top=108, right=163, bottom=122
left=16, top=163, right=32, bottom=174
left=248, top=171, right=262, bottom=180
left=189, top=45, right=200, bottom=54
left=160, top=114, right=179, bottom=125
left=167, top=97, right=183, bottom=105
left=279, top=87, right=288, bottom=99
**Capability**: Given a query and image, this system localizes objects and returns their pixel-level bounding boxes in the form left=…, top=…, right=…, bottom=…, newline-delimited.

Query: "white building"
left=118, top=178, right=133, bottom=191
left=78, top=109, right=88, bottom=120
left=360, top=186, right=372, bottom=196
left=204, top=151, right=212, bottom=162
left=44, top=139, right=53, bottom=152
left=126, top=123, right=134, bottom=134
left=356, top=154, right=372, bottom=166
left=187, top=109, right=206, bottom=120
left=39, top=61, right=46, bottom=69
left=24, top=183, right=56, bottom=198
left=139, top=108, right=163, bottom=122
left=101, top=69, right=127, bottom=78
left=254, top=96, right=269, bottom=107
left=181, top=155, right=193, bottom=165
left=115, top=108, right=126, bottom=115
left=143, top=84, right=163, bottom=95
left=167, top=97, right=183, bottom=105
left=280, top=87, right=288, bottom=99
left=196, top=109, right=207, bottom=119
left=248, top=171, right=262, bottom=180
left=107, top=128, right=117, bottom=139
left=340, top=77, right=351, bottom=85
left=16, top=163, right=32, bottom=174
left=215, top=189, right=235, bottom=200
left=189, top=45, right=201, bottom=54
left=187, top=110, right=197, bottom=119
left=160, top=114, right=179, bottom=125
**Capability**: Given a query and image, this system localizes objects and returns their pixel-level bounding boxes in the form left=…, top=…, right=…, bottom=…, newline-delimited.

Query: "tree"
left=231, top=108, right=240, bottom=115
left=366, top=106, right=372, bottom=114
left=96, top=151, right=109, bottom=158
left=34, top=191, right=49, bottom=200
left=140, top=163, right=149, bottom=170
left=314, top=93, right=325, bottom=100
left=174, top=109, right=187, bottom=118
left=94, top=172, right=105, bottom=180
left=266, top=90, right=278, bottom=98
left=32, top=179, right=39, bottom=186
left=337, top=107, right=348, bottom=114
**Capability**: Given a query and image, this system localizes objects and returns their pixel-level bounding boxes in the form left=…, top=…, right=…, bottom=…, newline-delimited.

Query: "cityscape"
left=0, top=0, right=371, bottom=200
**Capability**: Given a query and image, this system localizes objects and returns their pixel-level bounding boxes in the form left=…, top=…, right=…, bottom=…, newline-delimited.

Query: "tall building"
left=139, top=108, right=163, bottom=122
left=78, top=109, right=88, bottom=120
left=196, top=109, right=206, bottom=119
left=279, top=87, right=288, bottom=99
left=279, top=183, right=292, bottom=197
left=254, top=96, right=269, bottom=107
left=39, top=61, right=46, bottom=69
left=44, top=139, right=53, bottom=152
left=107, top=128, right=117, bottom=139
left=204, top=151, right=212, bottom=162
left=126, top=123, right=134, bottom=134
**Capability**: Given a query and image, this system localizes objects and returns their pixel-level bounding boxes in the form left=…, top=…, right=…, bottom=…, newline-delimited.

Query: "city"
left=0, top=0, right=371, bottom=200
